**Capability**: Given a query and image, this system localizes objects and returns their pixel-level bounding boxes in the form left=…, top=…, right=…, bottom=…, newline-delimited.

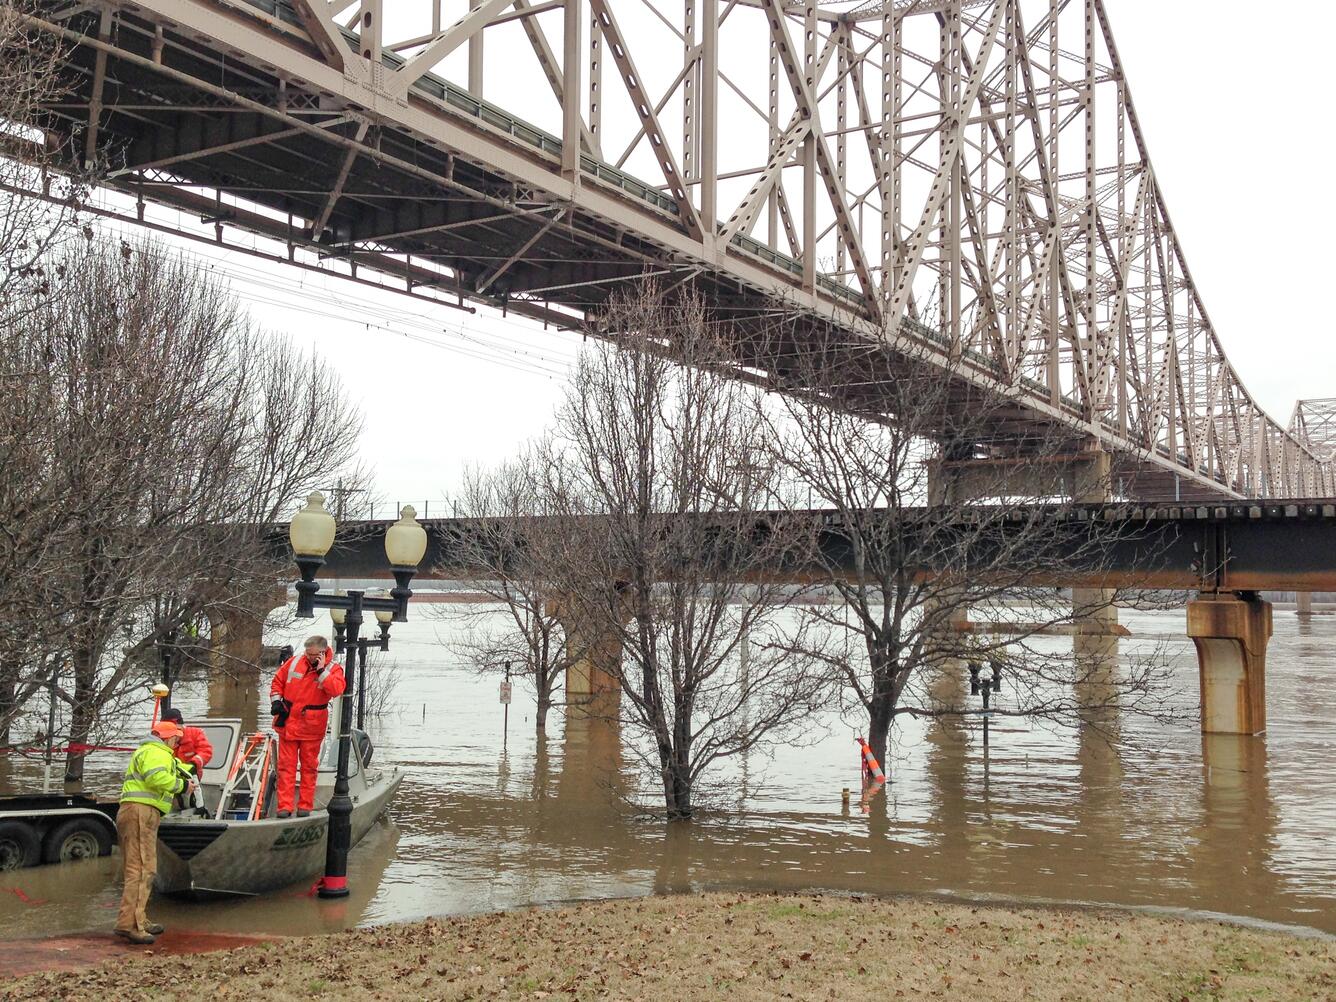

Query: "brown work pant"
left=115, top=801, right=161, bottom=933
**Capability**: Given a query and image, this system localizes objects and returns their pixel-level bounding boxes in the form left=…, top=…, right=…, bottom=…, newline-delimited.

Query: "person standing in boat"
left=115, top=719, right=195, bottom=945
left=269, top=636, right=346, bottom=819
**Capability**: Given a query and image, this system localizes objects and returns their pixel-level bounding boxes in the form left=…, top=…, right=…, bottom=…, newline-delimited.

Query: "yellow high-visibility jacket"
left=119, top=738, right=187, bottom=814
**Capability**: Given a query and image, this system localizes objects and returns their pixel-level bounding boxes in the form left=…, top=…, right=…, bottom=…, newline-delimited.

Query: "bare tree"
left=0, top=0, right=90, bottom=742
left=0, top=236, right=365, bottom=780
left=442, top=456, right=575, bottom=733
left=0, top=0, right=87, bottom=312
left=755, top=332, right=1180, bottom=768
left=533, top=286, right=826, bottom=820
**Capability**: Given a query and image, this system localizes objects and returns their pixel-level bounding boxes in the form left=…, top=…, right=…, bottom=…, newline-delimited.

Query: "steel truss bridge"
left=22, top=0, right=1334, bottom=500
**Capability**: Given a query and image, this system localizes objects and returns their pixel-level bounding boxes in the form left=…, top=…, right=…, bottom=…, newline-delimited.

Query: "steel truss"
left=1291, top=400, right=1336, bottom=466
left=21, top=0, right=1332, bottom=499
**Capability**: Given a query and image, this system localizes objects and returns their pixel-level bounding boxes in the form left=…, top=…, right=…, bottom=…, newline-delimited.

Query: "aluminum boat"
left=154, top=702, right=403, bottom=897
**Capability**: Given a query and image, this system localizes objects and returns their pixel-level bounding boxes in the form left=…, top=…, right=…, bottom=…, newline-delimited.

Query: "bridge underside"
left=21, top=0, right=1312, bottom=502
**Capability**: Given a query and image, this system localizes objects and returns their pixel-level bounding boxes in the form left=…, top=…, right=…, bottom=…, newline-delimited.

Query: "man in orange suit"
left=159, top=707, right=213, bottom=776
left=269, top=636, right=346, bottom=818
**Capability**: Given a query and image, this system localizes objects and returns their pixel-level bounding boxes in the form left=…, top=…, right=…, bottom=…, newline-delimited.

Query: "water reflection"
left=1198, top=735, right=1280, bottom=912
left=2, top=608, right=1334, bottom=938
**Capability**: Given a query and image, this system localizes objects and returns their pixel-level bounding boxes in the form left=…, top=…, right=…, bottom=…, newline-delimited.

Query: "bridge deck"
left=23, top=1, right=1329, bottom=502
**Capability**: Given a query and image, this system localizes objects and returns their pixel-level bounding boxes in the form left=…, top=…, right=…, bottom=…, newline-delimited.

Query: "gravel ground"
left=6, top=892, right=1334, bottom=1001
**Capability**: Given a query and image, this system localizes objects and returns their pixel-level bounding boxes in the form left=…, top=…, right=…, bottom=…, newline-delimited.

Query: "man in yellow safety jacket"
left=115, top=719, right=194, bottom=944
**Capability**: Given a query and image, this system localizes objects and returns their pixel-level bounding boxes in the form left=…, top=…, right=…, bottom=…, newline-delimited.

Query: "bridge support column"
left=931, top=447, right=1119, bottom=636
left=1296, top=592, right=1313, bottom=618
left=1187, top=593, right=1270, bottom=735
left=207, top=584, right=288, bottom=672
left=1069, top=450, right=1119, bottom=637
left=547, top=594, right=624, bottom=711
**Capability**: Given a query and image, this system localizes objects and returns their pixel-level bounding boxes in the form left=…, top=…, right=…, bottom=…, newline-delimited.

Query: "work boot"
left=114, top=928, right=155, bottom=945
left=277, top=810, right=291, bottom=819
left=144, top=922, right=165, bottom=935
left=297, top=809, right=311, bottom=818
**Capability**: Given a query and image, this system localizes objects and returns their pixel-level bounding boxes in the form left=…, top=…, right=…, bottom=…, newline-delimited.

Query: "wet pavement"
left=0, top=929, right=275, bottom=979
left=2, top=606, right=1334, bottom=954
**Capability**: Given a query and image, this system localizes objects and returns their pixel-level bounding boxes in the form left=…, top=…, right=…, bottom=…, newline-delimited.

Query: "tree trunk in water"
left=665, top=760, right=693, bottom=821
left=63, top=693, right=93, bottom=784
left=63, top=650, right=96, bottom=785
left=535, top=696, right=550, bottom=733
left=0, top=673, right=14, bottom=747
left=866, top=647, right=896, bottom=768
left=867, top=694, right=894, bottom=772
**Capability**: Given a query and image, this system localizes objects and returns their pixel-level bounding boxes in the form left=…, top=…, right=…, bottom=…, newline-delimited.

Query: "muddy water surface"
left=2, top=607, right=1334, bottom=938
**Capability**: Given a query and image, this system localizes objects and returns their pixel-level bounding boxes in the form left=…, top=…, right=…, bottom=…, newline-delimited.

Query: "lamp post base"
left=317, top=877, right=350, bottom=899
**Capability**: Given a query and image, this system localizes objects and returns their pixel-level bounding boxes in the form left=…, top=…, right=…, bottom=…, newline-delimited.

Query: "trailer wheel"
left=42, top=817, right=113, bottom=864
left=0, top=820, right=40, bottom=870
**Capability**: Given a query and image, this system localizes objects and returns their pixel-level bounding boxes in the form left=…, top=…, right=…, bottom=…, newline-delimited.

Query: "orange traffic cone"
left=855, top=735, right=886, bottom=785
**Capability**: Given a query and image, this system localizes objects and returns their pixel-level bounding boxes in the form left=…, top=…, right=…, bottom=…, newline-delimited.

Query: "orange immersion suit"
left=269, top=647, right=346, bottom=813
left=175, top=725, right=213, bottom=775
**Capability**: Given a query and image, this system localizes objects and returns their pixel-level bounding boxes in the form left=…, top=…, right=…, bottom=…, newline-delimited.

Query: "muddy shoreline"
left=6, top=891, right=1333, bottom=1000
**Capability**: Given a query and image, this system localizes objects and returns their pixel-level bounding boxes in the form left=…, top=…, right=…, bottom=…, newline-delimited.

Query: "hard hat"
left=151, top=720, right=183, bottom=741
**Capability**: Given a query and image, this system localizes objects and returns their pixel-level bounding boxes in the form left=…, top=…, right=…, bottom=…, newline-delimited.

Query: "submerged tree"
left=756, top=330, right=1179, bottom=768
left=0, top=237, right=364, bottom=778
left=530, top=286, right=825, bottom=820
left=444, top=455, right=576, bottom=734
left=0, top=0, right=89, bottom=744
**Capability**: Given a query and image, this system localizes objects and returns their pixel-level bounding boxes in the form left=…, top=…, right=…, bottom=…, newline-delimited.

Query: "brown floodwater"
left=2, top=607, right=1334, bottom=940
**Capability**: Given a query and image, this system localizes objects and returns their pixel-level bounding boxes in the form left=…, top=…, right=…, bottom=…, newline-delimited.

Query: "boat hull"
left=154, top=769, right=403, bottom=896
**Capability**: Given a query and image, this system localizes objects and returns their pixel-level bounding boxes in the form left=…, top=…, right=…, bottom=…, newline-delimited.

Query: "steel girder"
left=20, top=0, right=1325, bottom=500
left=307, top=500, right=1336, bottom=594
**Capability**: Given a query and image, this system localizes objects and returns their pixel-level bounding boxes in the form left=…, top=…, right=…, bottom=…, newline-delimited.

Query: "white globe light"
left=290, top=492, right=336, bottom=559
left=385, top=505, right=428, bottom=568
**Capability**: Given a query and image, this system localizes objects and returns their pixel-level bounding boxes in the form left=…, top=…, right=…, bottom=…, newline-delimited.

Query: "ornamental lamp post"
left=286, top=493, right=427, bottom=898
left=968, top=660, right=1003, bottom=752
left=329, top=593, right=348, bottom=649
left=334, top=589, right=394, bottom=731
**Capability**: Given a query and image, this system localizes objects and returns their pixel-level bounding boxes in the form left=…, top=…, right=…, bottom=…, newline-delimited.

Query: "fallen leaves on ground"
left=4, top=892, right=1334, bottom=1001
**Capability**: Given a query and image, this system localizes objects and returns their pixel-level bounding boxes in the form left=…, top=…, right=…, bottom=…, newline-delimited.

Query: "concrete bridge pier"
left=1296, top=592, right=1313, bottom=618
left=207, top=669, right=261, bottom=734
left=1067, top=450, right=1119, bottom=638
left=546, top=595, right=624, bottom=711
left=207, top=584, right=289, bottom=672
left=1187, top=592, right=1271, bottom=735
left=931, top=447, right=1120, bottom=637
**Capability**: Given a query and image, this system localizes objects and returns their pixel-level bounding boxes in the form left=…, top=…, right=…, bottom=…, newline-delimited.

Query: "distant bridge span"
left=312, top=501, right=1336, bottom=595
left=23, top=0, right=1335, bottom=499
left=297, top=500, right=1336, bottom=735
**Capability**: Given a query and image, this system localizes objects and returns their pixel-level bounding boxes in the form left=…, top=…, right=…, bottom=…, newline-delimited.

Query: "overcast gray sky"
left=105, top=1, right=1334, bottom=510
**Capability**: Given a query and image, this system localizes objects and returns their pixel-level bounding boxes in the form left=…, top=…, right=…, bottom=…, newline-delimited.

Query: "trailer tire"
left=0, top=820, right=40, bottom=870
left=42, top=817, right=114, bottom=864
